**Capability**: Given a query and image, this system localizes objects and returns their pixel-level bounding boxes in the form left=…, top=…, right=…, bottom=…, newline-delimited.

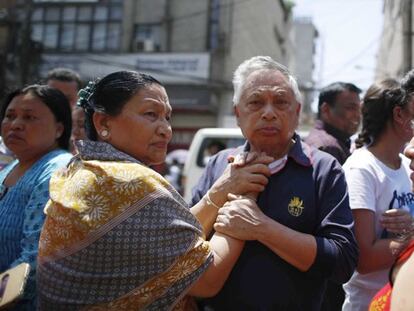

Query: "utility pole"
left=0, top=0, right=16, bottom=98
left=404, top=0, right=413, bottom=73
left=164, top=0, right=172, bottom=52
left=0, top=5, right=8, bottom=99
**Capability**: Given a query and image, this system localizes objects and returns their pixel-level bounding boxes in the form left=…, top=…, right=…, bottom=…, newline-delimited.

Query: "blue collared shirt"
left=191, top=134, right=358, bottom=311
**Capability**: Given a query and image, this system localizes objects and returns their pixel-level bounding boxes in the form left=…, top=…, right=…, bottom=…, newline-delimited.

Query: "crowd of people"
left=0, top=56, right=413, bottom=311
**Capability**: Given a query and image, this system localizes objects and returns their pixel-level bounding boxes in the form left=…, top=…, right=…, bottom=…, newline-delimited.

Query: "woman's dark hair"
left=78, top=71, right=163, bottom=141
left=355, top=79, right=407, bottom=148
left=0, top=84, right=72, bottom=150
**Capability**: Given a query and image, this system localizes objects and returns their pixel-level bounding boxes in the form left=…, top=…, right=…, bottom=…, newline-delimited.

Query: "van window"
left=196, top=137, right=245, bottom=167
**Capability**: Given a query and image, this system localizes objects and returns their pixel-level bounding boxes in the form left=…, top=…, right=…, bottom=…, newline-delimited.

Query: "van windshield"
left=196, top=137, right=245, bottom=167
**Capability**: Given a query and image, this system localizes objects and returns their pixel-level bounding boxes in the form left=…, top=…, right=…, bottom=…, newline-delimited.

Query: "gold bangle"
left=205, top=192, right=221, bottom=209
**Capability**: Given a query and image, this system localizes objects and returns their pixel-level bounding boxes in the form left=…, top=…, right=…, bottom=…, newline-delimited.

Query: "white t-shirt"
left=342, top=147, right=414, bottom=311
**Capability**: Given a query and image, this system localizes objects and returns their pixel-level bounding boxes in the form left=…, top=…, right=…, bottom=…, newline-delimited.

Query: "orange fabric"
left=368, top=240, right=414, bottom=311
left=369, top=283, right=392, bottom=311
left=396, top=240, right=414, bottom=265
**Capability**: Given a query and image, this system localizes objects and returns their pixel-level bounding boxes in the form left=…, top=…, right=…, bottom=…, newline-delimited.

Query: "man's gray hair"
left=232, top=56, right=302, bottom=106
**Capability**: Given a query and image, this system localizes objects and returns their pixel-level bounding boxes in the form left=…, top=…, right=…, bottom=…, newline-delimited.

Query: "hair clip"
left=77, top=81, right=96, bottom=110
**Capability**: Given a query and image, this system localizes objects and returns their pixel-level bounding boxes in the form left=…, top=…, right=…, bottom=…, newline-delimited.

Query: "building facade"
left=376, top=0, right=414, bottom=80
left=2, top=0, right=294, bottom=149
left=290, top=16, right=318, bottom=125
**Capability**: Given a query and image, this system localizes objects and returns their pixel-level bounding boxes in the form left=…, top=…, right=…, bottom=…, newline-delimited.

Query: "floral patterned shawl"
left=37, top=141, right=212, bottom=310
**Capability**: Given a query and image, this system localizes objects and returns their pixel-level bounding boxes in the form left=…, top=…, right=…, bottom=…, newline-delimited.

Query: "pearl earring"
left=101, top=129, right=109, bottom=138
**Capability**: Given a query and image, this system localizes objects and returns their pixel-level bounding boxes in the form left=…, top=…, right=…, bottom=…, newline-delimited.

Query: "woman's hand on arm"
left=208, top=152, right=273, bottom=203
left=380, top=208, right=413, bottom=237
left=354, top=209, right=408, bottom=274
left=191, top=152, right=272, bottom=236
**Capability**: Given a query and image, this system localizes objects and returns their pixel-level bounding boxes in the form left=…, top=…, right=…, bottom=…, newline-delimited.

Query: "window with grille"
left=25, top=0, right=122, bottom=52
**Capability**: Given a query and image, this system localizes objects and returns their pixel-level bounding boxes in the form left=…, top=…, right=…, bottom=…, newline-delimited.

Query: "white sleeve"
left=344, top=166, right=377, bottom=212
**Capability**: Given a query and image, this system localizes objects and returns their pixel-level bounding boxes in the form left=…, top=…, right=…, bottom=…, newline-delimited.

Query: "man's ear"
left=233, top=105, right=240, bottom=126
left=233, top=105, right=239, bottom=117
left=320, top=102, right=331, bottom=120
left=296, top=102, right=302, bottom=115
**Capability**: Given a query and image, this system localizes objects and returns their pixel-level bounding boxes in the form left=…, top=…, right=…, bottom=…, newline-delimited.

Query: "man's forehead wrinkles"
left=245, top=85, right=290, bottom=98
left=257, top=86, right=287, bottom=93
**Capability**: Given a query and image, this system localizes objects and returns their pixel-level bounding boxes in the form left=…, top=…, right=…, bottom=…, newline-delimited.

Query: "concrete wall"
left=291, top=17, right=318, bottom=119
left=375, top=0, right=414, bottom=80
left=221, top=0, right=290, bottom=80
left=375, top=0, right=404, bottom=80
left=169, top=0, right=209, bottom=52
left=214, top=0, right=293, bottom=122
left=291, top=17, right=316, bottom=86
left=122, top=0, right=168, bottom=51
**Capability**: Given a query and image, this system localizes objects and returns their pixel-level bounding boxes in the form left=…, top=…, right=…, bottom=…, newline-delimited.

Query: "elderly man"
left=305, top=82, right=361, bottom=165
left=190, top=56, right=358, bottom=310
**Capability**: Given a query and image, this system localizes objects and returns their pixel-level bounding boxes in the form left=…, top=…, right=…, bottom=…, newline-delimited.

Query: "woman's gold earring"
left=101, top=129, right=109, bottom=138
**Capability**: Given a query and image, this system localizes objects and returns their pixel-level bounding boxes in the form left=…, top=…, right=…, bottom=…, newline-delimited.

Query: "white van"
left=182, top=128, right=245, bottom=202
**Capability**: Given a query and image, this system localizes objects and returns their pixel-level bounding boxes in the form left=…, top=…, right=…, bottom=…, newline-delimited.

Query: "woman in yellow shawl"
left=37, top=71, right=272, bottom=310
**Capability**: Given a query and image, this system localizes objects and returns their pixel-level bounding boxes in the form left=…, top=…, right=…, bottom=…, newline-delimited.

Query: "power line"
left=320, top=13, right=400, bottom=82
